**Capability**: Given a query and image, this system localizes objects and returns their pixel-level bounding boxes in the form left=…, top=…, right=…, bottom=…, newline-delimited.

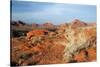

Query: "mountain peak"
left=71, top=19, right=87, bottom=28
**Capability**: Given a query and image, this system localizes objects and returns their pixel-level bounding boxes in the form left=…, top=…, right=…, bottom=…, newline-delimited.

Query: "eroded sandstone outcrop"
left=11, top=20, right=96, bottom=66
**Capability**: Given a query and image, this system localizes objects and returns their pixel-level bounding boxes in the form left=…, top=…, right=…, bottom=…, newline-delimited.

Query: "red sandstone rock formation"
left=11, top=20, right=96, bottom=66
left=26, top=30, right=49, bottom=39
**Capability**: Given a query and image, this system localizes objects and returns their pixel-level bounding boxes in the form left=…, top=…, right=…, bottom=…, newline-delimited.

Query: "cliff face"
left=11, top=20, right=96, bottom=66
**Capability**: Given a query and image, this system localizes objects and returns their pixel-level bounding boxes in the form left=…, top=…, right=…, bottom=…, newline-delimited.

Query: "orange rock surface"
left=26, top=30, right=49, bottom=39
left=11, top=20, right=96, bottom=66
left=74, top=50, right=87, bottom=62
left=86, top=48, right=96, bottom=61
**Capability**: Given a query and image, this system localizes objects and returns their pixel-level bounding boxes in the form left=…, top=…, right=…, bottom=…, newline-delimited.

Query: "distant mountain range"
left=11, top=19, right=96, bottom=31
left=11, top=19, right=96, bottom=27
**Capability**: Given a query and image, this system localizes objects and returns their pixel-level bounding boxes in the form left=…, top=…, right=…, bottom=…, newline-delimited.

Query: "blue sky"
left=12, top=1, right=96, bottom=24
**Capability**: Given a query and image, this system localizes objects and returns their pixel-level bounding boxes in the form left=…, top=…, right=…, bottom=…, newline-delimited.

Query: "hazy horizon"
left=12, top=1, right=96, bottom=25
